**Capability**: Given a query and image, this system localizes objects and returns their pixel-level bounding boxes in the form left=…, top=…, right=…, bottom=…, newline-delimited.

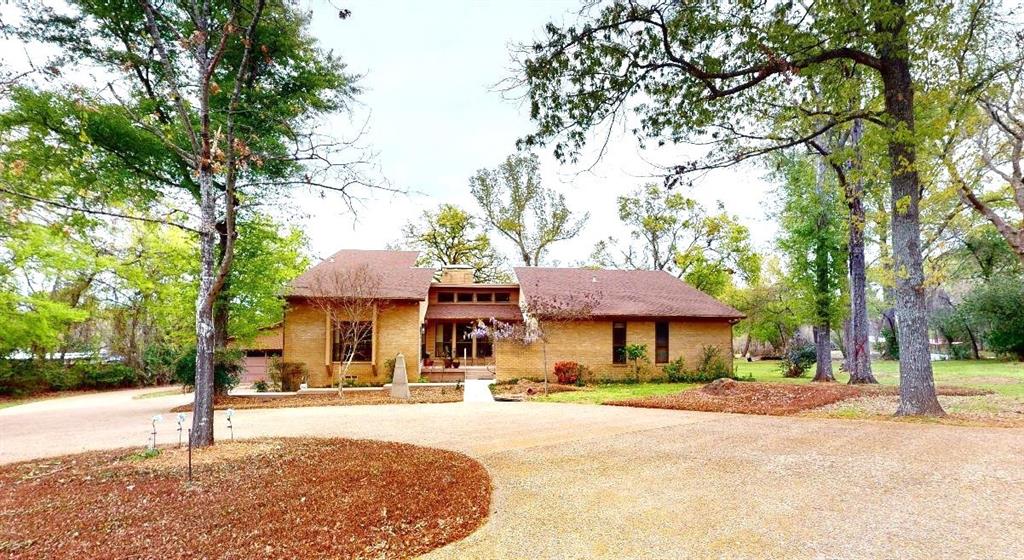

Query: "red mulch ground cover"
left=0, top=438, right=491, bottom=559
left=171, top=386, right=463, bottom=412
left=607, top=379, right=989, bottom=416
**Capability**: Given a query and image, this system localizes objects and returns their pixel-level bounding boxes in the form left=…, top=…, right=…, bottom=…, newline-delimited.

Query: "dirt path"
left=2, top=391, right=1022, bottom=559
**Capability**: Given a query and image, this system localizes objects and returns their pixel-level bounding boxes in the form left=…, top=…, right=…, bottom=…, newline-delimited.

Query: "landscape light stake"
left=226, top=408, right=235, bottom=441
left=176, top=413, right=186, bottom=448
left=150, top=415, right=162, bottom=450
left=187, top=428, right=193, bottom=484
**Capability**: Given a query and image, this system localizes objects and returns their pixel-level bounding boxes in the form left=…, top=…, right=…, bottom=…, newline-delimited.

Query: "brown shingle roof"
left=288, top=249, right=434, bottom=300
left=424, top=303, right=523, bottom=322
left=513, top=268, right=744, bottom=320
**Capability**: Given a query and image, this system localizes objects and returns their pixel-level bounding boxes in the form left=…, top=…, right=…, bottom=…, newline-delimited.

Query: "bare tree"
left=488, top=286, right=601, bottom=394
left=470, top=153, right=588, bottom=266
left=303, top=264, right=386, bottom=395
left=951, top=70, right=1024, bottom=265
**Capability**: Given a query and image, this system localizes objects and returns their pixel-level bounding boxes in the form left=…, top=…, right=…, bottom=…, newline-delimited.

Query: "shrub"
left=662, top=347, right=734, bottom=383
left=142, top=344, right=180, bottom=386
left=695, top=345, right=731, bottom=379
left=279, top=362, right=308, bottom=392
left=267, top=357, right=283, bottom=390
left=780, top=338, right=817, bottom=378
left=74, top=362, right=137, bottom=389
left=174, top=348, right=242, bottom=395
left=552, top=361, right=590, bottom=385
left=662, top=357, right=687, bottom=382
left=252, top=379, right=270, bottom=392
left=382, top=357, right=397, bottom=378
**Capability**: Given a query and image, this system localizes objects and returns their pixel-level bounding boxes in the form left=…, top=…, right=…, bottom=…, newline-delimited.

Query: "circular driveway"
left=3, top=389, right=1023, bottom=559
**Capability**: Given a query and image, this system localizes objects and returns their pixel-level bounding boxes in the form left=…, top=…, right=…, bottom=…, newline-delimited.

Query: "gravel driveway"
left=2, top=390, right=1023, bottom=559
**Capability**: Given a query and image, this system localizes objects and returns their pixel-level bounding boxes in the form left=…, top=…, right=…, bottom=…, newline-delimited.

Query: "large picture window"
left=332, top=321, right=373, bottom=362
left=655, top=322, right=669, bottom=364
left=612, top=322, right=627, bottom=364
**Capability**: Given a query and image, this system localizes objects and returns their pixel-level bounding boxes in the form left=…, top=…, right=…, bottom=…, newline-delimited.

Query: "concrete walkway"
left=2, top=390, right=1023, bottom=559
left=463, top=379, right=495, bottom=403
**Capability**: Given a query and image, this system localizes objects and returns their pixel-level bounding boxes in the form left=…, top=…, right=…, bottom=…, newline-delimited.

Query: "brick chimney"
left=439, top=264, right=474, bottom=284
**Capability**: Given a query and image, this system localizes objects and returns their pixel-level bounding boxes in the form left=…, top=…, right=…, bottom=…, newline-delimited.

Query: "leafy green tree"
left=961, top=276, right=1024, bottom=360
left=593, top=184, right=759, bottom=297
left=725, top=258, right=800, bottom=356
left=470, top=153, right=587, bottom=266
left=8, top=0, right=365, bottom=445
left=515, top=0, right=1007, bottom=415
left=775, top=154, right=848, bottom=382
left=402, top=204, right=510, bottom=283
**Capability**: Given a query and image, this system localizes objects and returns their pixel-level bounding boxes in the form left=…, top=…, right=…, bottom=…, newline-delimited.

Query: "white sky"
left=292, top=0, right=777, bottom=266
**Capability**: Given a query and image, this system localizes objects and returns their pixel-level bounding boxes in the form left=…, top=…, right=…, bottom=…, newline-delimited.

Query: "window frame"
left=456, top=292, right=474, bottom=302
left=655, top=321, right=670, bottom=364
left=476, top=292, right=493, bottom=302
left=612, top=321, right=627, bottom=364
left=494, top=292, right=511, bottom=302
left=437, top=291, right=455, bottom=303
left=332, top=320, right=373, bottom=363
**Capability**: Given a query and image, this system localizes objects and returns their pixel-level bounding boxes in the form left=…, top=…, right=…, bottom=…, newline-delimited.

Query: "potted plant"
left=452, top=359, right=461, bottom=369
left=443, top=351, right=453, bottom=369
left=423, top=352, right=433, bottom=367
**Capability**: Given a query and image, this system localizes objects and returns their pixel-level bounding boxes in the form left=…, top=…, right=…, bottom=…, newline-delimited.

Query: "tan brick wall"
left=374, top=302, right=422, bottom=383
left=494, top=319, right=734, bottom=382
left=283, top=299, right=422, bottom=387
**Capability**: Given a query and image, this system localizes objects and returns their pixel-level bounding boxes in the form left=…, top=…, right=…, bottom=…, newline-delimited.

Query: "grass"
left=535, top=359, right=1024, bottom=405
left=132, top=387, right=186, bottom=399
left=735, top=359, right=1024, bottom=397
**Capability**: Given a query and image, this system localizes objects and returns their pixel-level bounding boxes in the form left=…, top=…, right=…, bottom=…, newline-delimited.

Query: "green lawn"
left=737, top=359, right=1024, bottom=397
left=535, top=359, right=1024, bottom=405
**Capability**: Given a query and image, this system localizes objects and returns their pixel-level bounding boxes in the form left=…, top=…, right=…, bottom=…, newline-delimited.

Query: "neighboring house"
left=281, top=249, right=743, bottom=387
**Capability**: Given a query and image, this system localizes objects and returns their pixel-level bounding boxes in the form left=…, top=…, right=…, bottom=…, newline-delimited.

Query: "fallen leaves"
left=171, top=386, right=463, bottom=412
left=606, top=381, right=991, bottom=416
left=0, top=438, right=491, bottom=559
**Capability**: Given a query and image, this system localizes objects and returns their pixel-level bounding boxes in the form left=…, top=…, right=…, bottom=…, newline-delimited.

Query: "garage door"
left=241, top=355, right=269, bottom=383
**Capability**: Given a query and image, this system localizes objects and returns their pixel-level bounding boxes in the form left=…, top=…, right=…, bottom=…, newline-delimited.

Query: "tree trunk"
left=742, top=332, right=752, bottom=358
left=213, top=220, right=231, bottom=349
left=191, top=26, right=217, bottom=446
left=812, top=324, right=835, bottom=382
left=192, top=167, right=217, bottom=446
left=966, top=325, right=980, bottom=360
left=840, top=317, right=853, bottom=372
left=846, top=119, right=877, bottom=383
left=878, top=28, right=944, bottom=415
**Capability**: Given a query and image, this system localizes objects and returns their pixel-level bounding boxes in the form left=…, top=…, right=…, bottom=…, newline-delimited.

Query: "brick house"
left=281, top=249, right=743, bottom=387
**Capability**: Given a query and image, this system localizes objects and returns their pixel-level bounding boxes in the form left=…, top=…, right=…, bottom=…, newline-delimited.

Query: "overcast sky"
left=287, top=0, right=779, bottom=268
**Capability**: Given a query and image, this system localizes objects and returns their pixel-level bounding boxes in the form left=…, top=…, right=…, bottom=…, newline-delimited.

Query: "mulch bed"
left=607, top=379, right=990, bottom=416
left=0, top=438, right=491, bottom=559
left=491, top=380, right=578, bottom=400
left=171, top=386, right=463, bottom=412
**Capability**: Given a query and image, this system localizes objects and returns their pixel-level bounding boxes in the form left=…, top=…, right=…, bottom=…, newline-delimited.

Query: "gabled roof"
left=288, top=249, right=434, bottom=300
left=513, top=267, right=744, bottom=320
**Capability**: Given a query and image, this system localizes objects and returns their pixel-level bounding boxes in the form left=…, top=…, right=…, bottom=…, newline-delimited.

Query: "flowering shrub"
left=552, top=361, right=589, bottom=385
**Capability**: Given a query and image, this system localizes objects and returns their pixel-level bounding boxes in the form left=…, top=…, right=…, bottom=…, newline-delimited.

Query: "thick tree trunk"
left=878, top=36, right=944, bottom=415
left=812, top=324, right=835, bottom=382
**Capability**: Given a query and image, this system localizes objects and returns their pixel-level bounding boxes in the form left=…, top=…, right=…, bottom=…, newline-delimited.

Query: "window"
left=476, top=292, right=493, bottom=302
left=332, top=321, right=372, bottom=362
left=455, top=322, right=474, bottom=360
left=494, top=292, right=511, bottom=302
left=612, top=322, right=627, bottom=364
left=434, top=323, right=453, bottom=358
left=456, top=292, right=474, bottom=302
left=437, top=291, right=454, bottom=303
left=655, top=322, right=669, bottom=363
